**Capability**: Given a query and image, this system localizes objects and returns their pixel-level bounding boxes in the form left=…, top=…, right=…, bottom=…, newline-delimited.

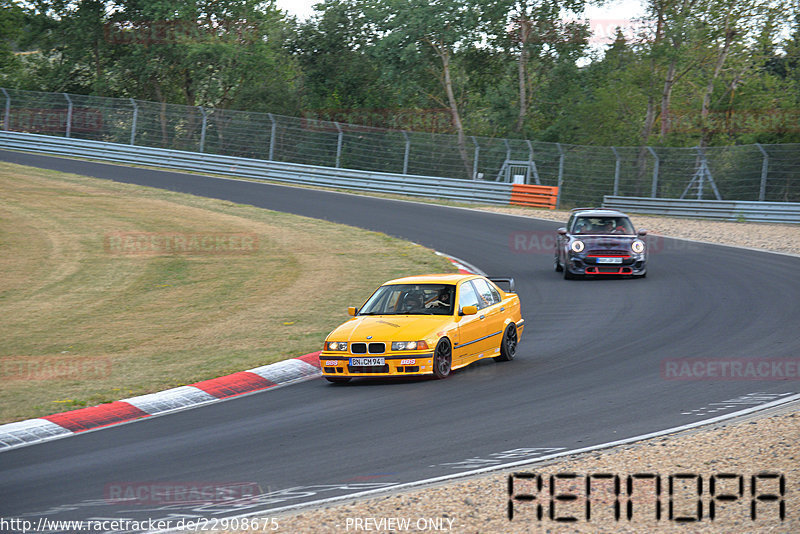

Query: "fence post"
left=646, top=146, right=659, bottom=198
left=334, top=121, right=343, bottom=168
left=129, top=98, right=138, bottom=145
left=402, top=130, right=410, bottom=174
left=611, top=146, right=620, bottom=196
left=1, top=88, right=9, bottom=131
left=526, top=139, right=541, bottom=185
left=756, top=143, right=768, bottom=202
left=198, top=106, right=207, bottom=152
left=268, top=113, right=276, bottom=161
left=472, top=136, right=480, bottom=180
left=556, top=142, right=565, bottom=209
left=63, top=93, right=73, bottom=138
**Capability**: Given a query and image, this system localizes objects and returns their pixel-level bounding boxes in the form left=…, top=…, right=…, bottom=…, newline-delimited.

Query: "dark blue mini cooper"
left=554, top=208, right=647, bottom=279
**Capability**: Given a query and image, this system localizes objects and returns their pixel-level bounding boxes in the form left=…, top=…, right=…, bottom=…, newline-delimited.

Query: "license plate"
left=597, top=257, right=623, bottom=264
left=350, top=357, right=385, bottom=366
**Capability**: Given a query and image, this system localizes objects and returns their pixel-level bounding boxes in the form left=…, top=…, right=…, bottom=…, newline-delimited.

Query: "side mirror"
left=347, top=307, right=357, bottom=316
left=638, top=229, right=648, bottom=236
left=557, top=227, right=567, bottom=235
left=460, top=305, right=478, bottom=316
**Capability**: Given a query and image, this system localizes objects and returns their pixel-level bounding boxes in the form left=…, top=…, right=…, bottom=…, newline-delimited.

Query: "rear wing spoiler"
left=488, top=277, right=515, bottom=293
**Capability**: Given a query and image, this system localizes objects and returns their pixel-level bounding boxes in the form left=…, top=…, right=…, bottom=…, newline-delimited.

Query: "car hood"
left=577, top=235, right=636, bottom=248
left=329, top=315, right=452, bottom=343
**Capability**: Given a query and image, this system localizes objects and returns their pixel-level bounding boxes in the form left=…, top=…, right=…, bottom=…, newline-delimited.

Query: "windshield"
left=572, top=216, right=635, bottom=235
left=359, top=284, right=455, bottom=316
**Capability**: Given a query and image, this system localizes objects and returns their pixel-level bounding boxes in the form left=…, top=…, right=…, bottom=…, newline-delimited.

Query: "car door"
left=470, top=277, right=505, bottom=359
left=453, top=280, right=484, bottom=365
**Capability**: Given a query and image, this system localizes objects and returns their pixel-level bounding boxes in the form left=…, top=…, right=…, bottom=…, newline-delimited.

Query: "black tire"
left=432, top=338, right=452, bottom=379
left=554, top=255, right=563, bottom=272
left=325, top=376, right=351, bottom=384
left=563, top=267, right=575, bottom=280
left=494, top=324, right=518, bottom=362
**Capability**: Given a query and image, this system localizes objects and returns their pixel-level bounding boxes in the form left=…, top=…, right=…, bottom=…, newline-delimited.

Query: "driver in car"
left=426, top=289, right=452, bottom=310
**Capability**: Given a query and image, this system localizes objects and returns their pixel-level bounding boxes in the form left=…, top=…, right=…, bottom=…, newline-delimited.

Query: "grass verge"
left=0, top=161, right=455, bottom=424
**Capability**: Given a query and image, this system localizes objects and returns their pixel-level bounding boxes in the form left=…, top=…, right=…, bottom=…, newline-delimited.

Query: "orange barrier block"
left=510, top=184, right=559, bottom=209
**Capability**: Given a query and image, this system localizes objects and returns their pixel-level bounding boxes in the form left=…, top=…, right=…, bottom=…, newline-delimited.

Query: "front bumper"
left=565, top=254, right=647, bottom=276
left=319, top=352, right=435, bottom=378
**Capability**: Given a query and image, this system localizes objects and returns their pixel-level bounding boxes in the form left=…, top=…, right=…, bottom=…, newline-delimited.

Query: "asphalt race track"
left=1, top=149, right=799, bottom=530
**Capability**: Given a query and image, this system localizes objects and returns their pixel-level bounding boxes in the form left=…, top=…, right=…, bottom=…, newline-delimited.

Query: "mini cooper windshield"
left=358, top=284, right=455, bottom=316
left=572, top=216, right=635, bottom=235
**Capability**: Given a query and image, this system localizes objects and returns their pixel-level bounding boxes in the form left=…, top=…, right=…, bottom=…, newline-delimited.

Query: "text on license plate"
left=597, top=257, right=623, bottom=264
left=350, top=357, right=385, bottom=366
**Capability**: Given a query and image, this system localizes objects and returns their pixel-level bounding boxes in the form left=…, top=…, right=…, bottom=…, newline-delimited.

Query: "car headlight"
left=570, top=240, right=585, bottom=253
left=632, top=240, right=645, bottom=253
left=391, top=341, right=429, bottom=351
left=326, top=341, right=348, bottom=351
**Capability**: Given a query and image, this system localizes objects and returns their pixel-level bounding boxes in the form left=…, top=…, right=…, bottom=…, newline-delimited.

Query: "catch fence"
left=2, top=88, right=798, bottom=206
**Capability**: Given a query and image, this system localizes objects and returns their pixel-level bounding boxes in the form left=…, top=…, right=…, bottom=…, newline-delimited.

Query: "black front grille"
left=588, top=249, right=629, bottom=256
left=348, top=365, right=390, bottom=374
left=351, top=342, right=385, bottom=354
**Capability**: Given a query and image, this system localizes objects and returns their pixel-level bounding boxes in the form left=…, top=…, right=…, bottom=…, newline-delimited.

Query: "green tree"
left=291, top=0, right=393, bottom=113
left=363, top=0, right=509, bottom=178
left=501, top=0, right=589, bottom=134
left=0, top=0, right=25, bottom=85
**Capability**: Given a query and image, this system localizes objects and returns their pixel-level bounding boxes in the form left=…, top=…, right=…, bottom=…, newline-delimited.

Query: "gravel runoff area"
left=204, top=212, right=799, bottom=534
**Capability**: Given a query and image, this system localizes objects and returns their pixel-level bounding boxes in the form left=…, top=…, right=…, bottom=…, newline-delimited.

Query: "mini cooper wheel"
left=494, top=323, right=517, bottom=362
left=433, top=338, right=452, bottom=379
left=325, top=376, right=351, bottom=384
left=563, top=267, right=576, bottom=280
left=554, top=255, right=563, bottom=272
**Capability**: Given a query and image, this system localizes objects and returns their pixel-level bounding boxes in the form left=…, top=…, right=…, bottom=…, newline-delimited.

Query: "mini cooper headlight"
left=327, top=341, right=348, bottom=351
left=571, top=240, right=585, bottom=253
left=392, top=341, right=429, bottom=351
left=632, top=240, right=645, bottom=253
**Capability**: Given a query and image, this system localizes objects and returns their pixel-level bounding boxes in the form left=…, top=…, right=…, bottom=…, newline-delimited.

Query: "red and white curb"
left=436, top=252, right=485, bottom=276
left=0, top=253, right=479, bottom=453
left=0, top=352, right=321, bottom=452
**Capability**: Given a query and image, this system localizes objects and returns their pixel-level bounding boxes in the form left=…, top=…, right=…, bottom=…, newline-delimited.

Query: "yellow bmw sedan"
left=320, top=274, right=524, bottom=383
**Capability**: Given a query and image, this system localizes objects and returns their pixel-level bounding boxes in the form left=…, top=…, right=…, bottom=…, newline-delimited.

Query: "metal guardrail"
left=3, top=88, right=799, bottom=206
left=0, top=131, right=546, bottom=206
left=5, top=131, right=794, bottom=220
left=603, top=196, right=800, bottom=223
